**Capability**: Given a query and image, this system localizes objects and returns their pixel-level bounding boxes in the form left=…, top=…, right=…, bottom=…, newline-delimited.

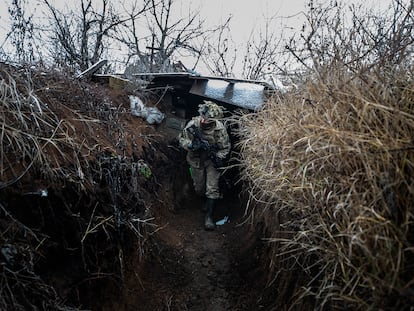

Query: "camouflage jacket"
left=178, top=116, right=231, bottom=168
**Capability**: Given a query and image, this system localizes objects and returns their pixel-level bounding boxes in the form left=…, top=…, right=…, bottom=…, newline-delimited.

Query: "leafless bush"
left=6, top=0, right=36, bottom=64
left=199, top=17, right=236, bottom=77
left=285, top=0, right=414, bottom=77
left=241, top=16, right=285, bottom=80
left=238, top=65, right=414, bottom=310
left=42, top=0, right=138, bottom=72
left=237, top=0, right=414, bottom=309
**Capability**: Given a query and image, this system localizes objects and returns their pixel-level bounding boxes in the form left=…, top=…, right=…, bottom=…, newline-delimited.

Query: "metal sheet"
left=190, top=79, right=265, bottom=110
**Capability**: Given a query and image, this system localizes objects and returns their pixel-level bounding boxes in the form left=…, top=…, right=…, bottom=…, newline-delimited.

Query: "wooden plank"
left=76, top=60, right=108, bottom=79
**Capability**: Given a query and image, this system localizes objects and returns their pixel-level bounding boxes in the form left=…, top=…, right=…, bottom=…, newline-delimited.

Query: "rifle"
left=186, top=124, right=224, bottom=168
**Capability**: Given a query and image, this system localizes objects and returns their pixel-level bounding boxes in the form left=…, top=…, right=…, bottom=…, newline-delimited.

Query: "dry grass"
left=236, top=66, right=414, bottom=309
left=0, top=64, right=155, bottom=309
left=0, top=66, right=94, bottom=189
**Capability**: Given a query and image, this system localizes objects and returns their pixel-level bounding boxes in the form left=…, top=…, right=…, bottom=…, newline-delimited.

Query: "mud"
left=96, top=170, right=270, bottom=310
left=155, top=195, right=248, bottom=310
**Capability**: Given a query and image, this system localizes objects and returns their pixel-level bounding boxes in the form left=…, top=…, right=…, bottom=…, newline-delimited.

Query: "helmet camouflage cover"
left=198, top=101, right=224, bottom=119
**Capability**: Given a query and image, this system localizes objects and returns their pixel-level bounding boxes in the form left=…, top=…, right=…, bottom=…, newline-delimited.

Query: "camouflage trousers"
left=190, top=160, right=221, bottom=199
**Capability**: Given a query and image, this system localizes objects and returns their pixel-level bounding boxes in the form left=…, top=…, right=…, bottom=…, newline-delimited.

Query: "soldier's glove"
left=199, top=139, right=210, bottom=151
left=190, top=138, right=210, bottom=151
left=188, top=140, right=200, bottom=151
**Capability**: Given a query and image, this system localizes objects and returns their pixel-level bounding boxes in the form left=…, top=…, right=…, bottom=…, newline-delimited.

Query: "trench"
left=0, top=65, right=281, bottom=310
left=0, top=143, right=277, bottom=311
left=94, top=138, right=275, bottom=310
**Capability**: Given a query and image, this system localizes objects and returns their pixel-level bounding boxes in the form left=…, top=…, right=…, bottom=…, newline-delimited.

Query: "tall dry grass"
left=0, top=67, right=91, bottom=188
left=236, top=66, right=414, bottom=309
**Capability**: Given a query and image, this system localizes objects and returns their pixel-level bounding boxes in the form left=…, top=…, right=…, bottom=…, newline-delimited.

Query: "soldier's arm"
left=215, top=125, right=231, bottom=159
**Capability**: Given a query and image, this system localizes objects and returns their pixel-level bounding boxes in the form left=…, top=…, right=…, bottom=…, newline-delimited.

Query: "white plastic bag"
left=129, top=95, right=165, bottom=124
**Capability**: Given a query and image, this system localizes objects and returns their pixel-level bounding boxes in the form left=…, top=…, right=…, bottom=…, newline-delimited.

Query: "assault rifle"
left=186, top=124, right=224, bottom=168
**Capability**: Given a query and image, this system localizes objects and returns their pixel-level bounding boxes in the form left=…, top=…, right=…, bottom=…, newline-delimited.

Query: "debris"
left=215, top=216, right=229, bottom=226
left=129, top=95, right=165, bottom=124
left=22, top=189, right=48, bottom=197
left=76, top=60, right=108, bottom=79
left=0, top=244, right=17, bottom=267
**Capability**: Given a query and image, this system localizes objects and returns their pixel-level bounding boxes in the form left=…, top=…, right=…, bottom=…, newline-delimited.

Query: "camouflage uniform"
left=178, top=102, right=231, bottom=200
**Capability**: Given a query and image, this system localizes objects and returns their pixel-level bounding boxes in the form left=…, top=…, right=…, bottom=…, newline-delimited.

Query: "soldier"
left=178, top=101, right=231, bottom=230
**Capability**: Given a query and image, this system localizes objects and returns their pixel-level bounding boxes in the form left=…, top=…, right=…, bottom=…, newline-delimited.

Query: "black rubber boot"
left=204, top=198, right=216, bottom=230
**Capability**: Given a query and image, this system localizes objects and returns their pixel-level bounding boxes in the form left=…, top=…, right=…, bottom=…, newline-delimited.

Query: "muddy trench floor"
left=100, top=189, right=270, bottom=311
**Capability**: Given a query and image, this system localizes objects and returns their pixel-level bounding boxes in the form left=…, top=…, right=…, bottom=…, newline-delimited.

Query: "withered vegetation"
left=237, top=64, right=414, bottom=309
left=236, top=1, right=414, bottom=308
left=0, top=63, right=158, bottom=310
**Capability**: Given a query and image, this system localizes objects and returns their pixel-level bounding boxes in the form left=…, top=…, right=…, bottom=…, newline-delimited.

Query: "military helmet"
left=198, top=101, right=224, bottom=119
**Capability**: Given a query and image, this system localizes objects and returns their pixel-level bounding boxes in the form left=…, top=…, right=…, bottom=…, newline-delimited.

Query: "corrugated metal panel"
left=190, top=79, right=265, bottom=111
left=133, top=72, right=271, bottom=110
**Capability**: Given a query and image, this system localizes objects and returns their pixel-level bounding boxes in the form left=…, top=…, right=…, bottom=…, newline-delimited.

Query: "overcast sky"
left=0, top=0, right=397, bottom=75
left=182, top=0, right=394, bottom=74
left=195, top=0, right=393, bottom=39
left=0, top=0, right=394, bottom=44
left=198, top=0, right=306, bottom=43
left=0, top=0, right=310, bottom=44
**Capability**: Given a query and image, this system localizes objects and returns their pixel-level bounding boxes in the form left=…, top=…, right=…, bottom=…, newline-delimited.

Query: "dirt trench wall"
left=0, top=63, right=167, bottom=310
left=0, top=119, right=195, bottom=310
left=0, top=152, right=159, bottom=310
